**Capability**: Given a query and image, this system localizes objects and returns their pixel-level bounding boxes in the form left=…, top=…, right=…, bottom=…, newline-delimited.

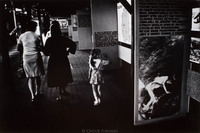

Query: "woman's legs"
left=56, top=85, right=70, bottom=101
left=56, top=87, right=62, bottom=100
left=28, top=77, right=35, bottom=101
left=35, top=76, right=41, bottom=95
left=60, top=85, right=68, bottom=94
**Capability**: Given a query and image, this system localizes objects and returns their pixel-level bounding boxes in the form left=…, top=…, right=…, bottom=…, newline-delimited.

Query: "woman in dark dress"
left=44, top=21, right=76, bottom=100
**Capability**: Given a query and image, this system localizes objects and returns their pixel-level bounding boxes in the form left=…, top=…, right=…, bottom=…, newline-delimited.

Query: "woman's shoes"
left=31, top=98, right=35, bottom=103
left=94, top=100, right=99, bottom=106
left=94, top=98, right=101, bottom=106
left=56, top=96, right=62, bottom=101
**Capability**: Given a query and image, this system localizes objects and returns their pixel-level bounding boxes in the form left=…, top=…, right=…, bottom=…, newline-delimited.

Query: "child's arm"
left=88, top=67, right=92, bottom=79
left=89, top=55, right=94, bottom=70
left=88, top=55, right=93, bottom=79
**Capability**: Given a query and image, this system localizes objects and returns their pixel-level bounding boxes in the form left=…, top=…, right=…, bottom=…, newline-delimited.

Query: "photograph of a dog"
left=138, top=35, right=185, bottom=121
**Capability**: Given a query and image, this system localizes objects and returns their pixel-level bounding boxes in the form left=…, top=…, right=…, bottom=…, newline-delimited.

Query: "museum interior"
left=0, top=0, right=200, bottom=132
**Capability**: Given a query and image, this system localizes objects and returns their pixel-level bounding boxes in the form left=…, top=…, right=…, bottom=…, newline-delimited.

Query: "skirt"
left=47, top=56, right=73, bottom=87
left=23, top=53, right=45, bottom=77
left=89, top=69, right=104, bottom=85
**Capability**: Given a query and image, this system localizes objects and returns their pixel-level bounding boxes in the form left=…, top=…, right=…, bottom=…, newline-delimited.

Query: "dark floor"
left=0, top=46, right=200, bottom=133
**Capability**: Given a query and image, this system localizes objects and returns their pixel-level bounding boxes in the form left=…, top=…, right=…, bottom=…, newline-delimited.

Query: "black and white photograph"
left=117, top=0, right=132, bottom=45
left=0, top=0, right=133, bottom=132
left=192, top=8, right=200, bottom=31
left=0, top=0, right=200, bottom=133
left=137, top=36, right=185, bottom=122
left=190, top=37, right=200, bottom=65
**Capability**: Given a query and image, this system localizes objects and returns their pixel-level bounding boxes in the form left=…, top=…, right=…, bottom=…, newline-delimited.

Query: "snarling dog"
left=142, top=76, right=171, bottom=112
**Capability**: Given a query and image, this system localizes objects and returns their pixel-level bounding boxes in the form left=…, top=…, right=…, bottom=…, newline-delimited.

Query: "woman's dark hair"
left=51, top=21, right=60, bottom=28
left=90, top=49, right=101, bottom=59
left=50, top=21, right=62, bottom=37
left=90, top=49, right=101, bottom=67
left=26, top=21, right=37, bottom=32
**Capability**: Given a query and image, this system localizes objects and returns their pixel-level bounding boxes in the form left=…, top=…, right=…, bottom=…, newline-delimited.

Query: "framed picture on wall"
left=192, top=8, right=200, bottom=31
left=117, top=2, right=132, bottom=45
left=134, top=35, right=189, bottom=125
left=126, top=0, right=131, bottom=5
left=190, top=37, right=200, bottom=64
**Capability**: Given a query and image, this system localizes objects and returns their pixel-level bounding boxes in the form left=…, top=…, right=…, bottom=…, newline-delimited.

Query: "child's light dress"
left=89, top=57, right=109, bottom=85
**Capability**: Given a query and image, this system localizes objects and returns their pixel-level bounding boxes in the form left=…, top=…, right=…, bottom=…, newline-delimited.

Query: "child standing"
left=88, top=49, right=110, bottom=106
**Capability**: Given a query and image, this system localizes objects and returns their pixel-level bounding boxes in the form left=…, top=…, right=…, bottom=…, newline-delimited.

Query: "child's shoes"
left=94, top=98, right=101, bottom=106
left=94, top=100, right=99, bottom=106
left=98, top=98, right=101, bottom=104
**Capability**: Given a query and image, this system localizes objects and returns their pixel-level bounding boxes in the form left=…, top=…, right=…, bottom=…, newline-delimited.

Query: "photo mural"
left=137, top=35, right=185, bottom=121
left=190, top=37, right=200, bottom=65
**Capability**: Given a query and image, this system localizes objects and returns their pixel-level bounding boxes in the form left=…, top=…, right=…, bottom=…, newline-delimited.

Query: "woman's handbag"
left=17, top=60, right=25, bottom=78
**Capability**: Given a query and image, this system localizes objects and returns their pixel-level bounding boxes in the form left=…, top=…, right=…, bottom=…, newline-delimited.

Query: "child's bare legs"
left=92, top=84, right=100, bottom=105
left=97, top=85, right=101, bottom=103
left=92, top=84, right=98, bottom=104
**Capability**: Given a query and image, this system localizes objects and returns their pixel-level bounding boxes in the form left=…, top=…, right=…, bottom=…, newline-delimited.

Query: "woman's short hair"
left=51, top=21, right=60, bottom=27
left=50, top=21, right=62, bottom=36
left=26, top=21, right=37, bottom=32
